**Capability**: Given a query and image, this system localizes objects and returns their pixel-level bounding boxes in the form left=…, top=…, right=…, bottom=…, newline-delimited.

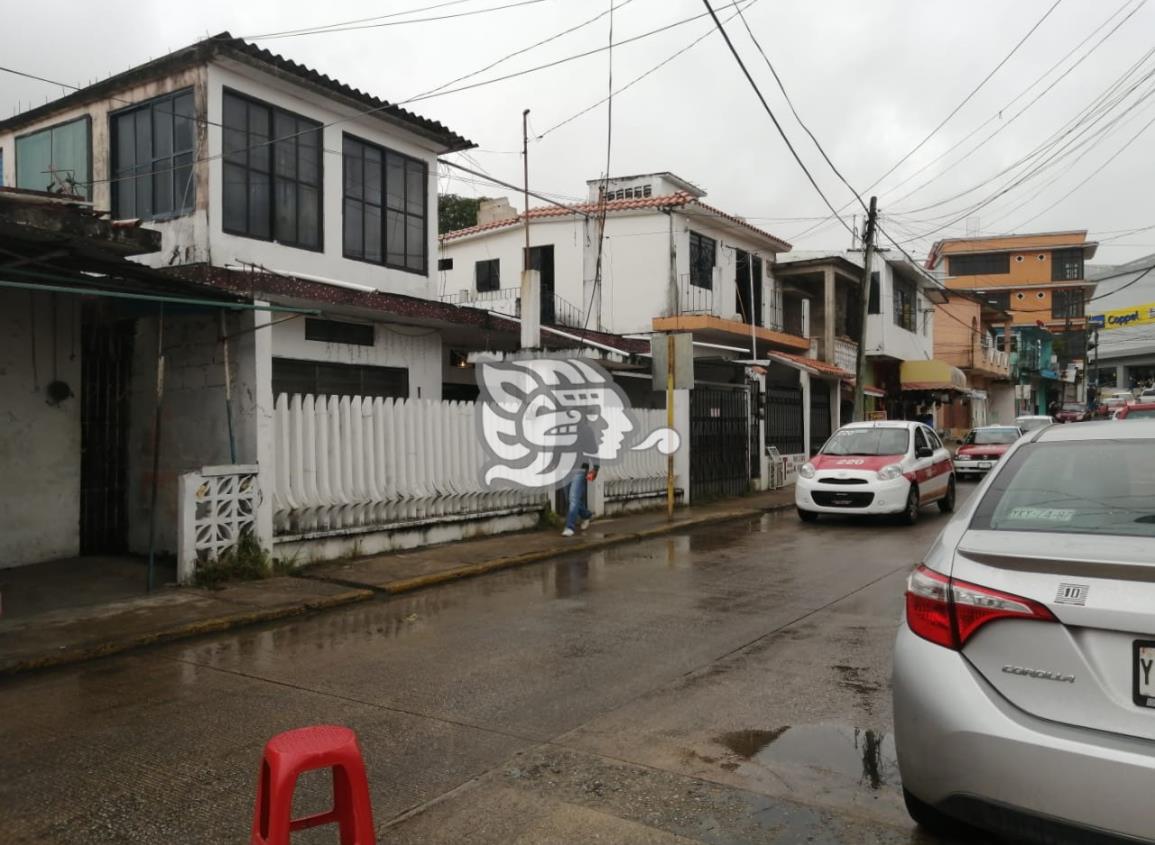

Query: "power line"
left=699, top=0, right=855, bottom=238
left=242, top=0, right=482, bottom=39
left=440, top=159, right=592, bottom=218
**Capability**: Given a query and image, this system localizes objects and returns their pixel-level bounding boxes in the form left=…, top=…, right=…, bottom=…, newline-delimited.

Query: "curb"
left=1, top=500, right=793, bottom=678
left=0, top=588, right=373, bottom=679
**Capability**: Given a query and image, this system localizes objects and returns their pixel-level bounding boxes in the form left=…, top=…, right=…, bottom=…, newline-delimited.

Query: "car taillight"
left=905, top=564, right=1056, bottom=650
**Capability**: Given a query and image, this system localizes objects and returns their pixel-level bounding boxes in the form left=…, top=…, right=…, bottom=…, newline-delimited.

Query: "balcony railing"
left=833, top=338, right=858, bottom=373
left=440, top=288, right=585, bottom=329
left=675, top=275, right=805, bottom=338
left=979, top=342, right=1009, bottom=372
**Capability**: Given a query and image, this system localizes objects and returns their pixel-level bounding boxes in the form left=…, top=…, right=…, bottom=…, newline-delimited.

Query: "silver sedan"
left=893, top=420, right=1155, bottom=842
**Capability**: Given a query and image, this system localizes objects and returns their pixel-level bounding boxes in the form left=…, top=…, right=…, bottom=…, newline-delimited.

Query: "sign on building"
left=1088, top=302, right=1155, bottom=331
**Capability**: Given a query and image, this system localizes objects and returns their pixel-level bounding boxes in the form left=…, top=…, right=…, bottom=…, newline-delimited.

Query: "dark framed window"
left=475, top=258, right=500, bottom=292
left=689, top=231, right=716, bottom=289
left=222, top=90, right=322, bottom=250
left=111, top=89, right=196, bottom=220
left=437, top=257, right=454, bottom=271
left=1052, top=287, right=1085, bottom=319
left=272, top=358, right=408, bottom=399
left=304, top=318, right=374, bottom=346
left=893, top=278, right=917, bottom=332
left=1052, top=248, right=1084, bottom=282
left=983, top=290, right=1011, bottom=311
left=342, top=134, right=428, bottom=274
left=868, top=272, right=880, bottom=314
left=15, top=116, right=91, bottom=198
left=948, top=252, right=1010, bottom=276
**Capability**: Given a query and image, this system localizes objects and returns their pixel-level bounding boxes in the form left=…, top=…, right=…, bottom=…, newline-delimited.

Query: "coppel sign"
left=1088, top=302, right=1155, bottom=331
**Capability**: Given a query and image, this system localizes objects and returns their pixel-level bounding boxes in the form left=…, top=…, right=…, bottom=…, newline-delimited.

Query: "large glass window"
left=948, top=252, right=1010, bottom=276
left=222, top=90, right=321, bottom=250
left=1052, top=287, right=1085, bottom=319
left=893, top=278, right=917, bottom=332
left=15, top=117, right=90, bottom=198
left=689, top=231, right=716, bottom=289
left=475, top=258, right=500, bottom=292
left=1052, top=248, right=1084, bottom=282
left=342, top=134, right=428, bottom=274
left=112, top=89, right=196, bottom=220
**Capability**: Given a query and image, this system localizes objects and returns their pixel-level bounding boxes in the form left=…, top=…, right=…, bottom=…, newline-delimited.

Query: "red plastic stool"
left=251, top=725, right=376, bottom=845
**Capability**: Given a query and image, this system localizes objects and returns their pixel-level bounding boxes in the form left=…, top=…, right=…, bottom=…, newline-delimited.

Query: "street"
left=0, top=489, right=978, bottom=844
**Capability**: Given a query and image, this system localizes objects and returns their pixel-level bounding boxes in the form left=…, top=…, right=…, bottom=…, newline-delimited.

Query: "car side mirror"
left=916, top=446, right=934, bottom=459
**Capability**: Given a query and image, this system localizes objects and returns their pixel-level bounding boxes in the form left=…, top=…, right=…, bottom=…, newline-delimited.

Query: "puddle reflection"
left=716, top=723, right=898, bottom=790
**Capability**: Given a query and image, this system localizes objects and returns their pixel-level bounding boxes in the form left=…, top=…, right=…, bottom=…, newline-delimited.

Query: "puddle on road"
left=715, top=724, right=897, bottom=790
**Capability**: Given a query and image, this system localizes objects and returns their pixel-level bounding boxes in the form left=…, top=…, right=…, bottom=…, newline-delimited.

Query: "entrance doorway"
left=735, top=251, right=763, bottom=327
left=527, top=244, right=556, bottom=325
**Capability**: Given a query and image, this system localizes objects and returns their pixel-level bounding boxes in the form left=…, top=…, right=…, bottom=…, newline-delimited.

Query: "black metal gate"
left=690, top=387, right=750, bottom=500
left=80, top=315, right=134, bottom=554
left=809, top=382, right=832, bottom=456
left=765, top=384, right=804, bottom=455
left=747, top=380, right=761, bottom=480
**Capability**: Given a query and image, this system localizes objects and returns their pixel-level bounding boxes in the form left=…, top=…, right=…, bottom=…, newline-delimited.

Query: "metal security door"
left=765, top=384, right=804, bottom=455
left=80, top=316, right=134, bottom=554
left=809, top=382, right=832, bottom=456
left=690, top=387, right=750, bottom=500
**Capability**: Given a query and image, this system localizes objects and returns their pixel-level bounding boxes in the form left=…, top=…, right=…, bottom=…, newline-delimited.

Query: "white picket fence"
left=600, top=408, right=677, bottom=502
left=272, top=394, right=547, bottom=537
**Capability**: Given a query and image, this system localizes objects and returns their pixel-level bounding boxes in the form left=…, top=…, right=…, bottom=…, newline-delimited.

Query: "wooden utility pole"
left=852, top=196, right=878, bottom=422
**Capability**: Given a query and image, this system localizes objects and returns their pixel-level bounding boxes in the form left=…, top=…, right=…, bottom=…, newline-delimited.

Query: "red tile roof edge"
left=770, top=351, right=852, bottom=379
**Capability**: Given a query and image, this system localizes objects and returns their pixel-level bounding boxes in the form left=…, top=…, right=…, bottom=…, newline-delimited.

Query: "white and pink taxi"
left=794, top=421, right=955, bottom=524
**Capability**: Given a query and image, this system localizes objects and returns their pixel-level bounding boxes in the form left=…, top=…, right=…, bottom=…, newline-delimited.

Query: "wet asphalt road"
left=0, top=486, right=982, bottom=844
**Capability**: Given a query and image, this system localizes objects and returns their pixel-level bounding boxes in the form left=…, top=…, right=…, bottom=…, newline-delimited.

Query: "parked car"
left=1054, top=402, right=1090, bottom=423
left=894, top=420, right=1155, bottom=843
left=795, top=421, right=954, bottom=525
left=1015, top=415, right=1053, bottom=433
left=1098, top=396, right=1132, bottom=418
left=952, top=425, right=1023, bottom=479
left=1114, top=402, right=1155, bottom=420
left=1139, top=387, right=1155, bottom=400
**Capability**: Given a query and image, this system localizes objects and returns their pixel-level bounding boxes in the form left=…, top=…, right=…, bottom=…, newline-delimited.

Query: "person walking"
left=561, top=462, right=598, bottom=537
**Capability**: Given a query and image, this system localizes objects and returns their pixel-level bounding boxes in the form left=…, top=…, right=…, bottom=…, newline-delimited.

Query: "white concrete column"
left=823, top=267, right=836, bottom=363
left=800, top=371, right=812, bottom=458
left=673, top=388, right=691, bottom=505
left=252, top=303, right=275, bottom=551
left=520, top=269, right=541, bottom=349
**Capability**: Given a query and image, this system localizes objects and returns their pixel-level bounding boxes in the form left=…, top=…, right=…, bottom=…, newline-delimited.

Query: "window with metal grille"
left=304, top=318, right=374, bottom=346
left=272, top=358, right=408, bottom=399
left=1052, top=248, right=1084, bottom=282
left=476, top=258, right=500, bottom=292
left=948, top=252, right=1010, bottom=276
left=893, top=278, right=917, bottom=332
left=983, top=290, right=1011, bottom=312
left=1052, top=287, right=1085, bottom=319
left=222, top=90, right=322, bottom=249
left=342, top=134, right=427, bottom=273
left=112, top=89, right=196, bottom=220
left=15, top=116, right=90, bottom=198
left=689, top=231, right=716, bottom=289
left=868, top=272, right=880, bottom=314
left=437, top=257, right=453, bottom=271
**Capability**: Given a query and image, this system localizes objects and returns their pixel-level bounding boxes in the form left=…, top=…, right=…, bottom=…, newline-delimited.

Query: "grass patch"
left=194, top=531, right=273, bottom=589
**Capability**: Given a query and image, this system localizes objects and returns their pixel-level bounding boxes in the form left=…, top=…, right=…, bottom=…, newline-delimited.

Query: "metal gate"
left=690, top=387, right=750, bottom=500
left=80, top=316, right=134, bottom=554
left=748, top=380, right=761, bottom=480
left=809, top=382, right=832, bottom=456
left=765, top=384, right=804, bottom=455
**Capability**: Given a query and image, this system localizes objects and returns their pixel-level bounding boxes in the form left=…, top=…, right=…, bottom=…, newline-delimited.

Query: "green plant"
left=193, top=531, right=272, bottom=589
left=271, top=548, right=302, bottom=576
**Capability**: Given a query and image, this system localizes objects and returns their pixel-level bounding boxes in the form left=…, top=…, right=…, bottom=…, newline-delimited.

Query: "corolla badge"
left=1002, top=665, right=1076, bottom=683
left=476, top=358, right=680, bottom=491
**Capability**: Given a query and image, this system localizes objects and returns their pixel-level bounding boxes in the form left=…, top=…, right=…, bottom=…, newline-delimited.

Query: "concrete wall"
left=933, top=298, right=981, bottom=369
left=866, top=263, right=935, bottom=362
left=0, top=289, right=82, bottom=567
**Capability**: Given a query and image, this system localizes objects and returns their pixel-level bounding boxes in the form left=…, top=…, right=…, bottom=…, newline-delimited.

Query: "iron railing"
left=440, top=288, right=585, bottom=328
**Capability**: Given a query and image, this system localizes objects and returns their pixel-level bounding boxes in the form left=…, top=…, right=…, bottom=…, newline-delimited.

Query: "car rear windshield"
left=1123, top=409, right=1155, bottom=419
left=972, top=440, right=1155, bottom=537
left=822, top=428, right=909, bottom=456
left=966, top=428, right=1019, bottom=445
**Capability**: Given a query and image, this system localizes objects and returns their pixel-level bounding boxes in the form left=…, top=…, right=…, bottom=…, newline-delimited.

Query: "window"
left=437, top=257, right=453, bottom=271
left=272, top=358, right=408, bottom=399
left=868, top=271, right=880, bottom=314
left=304, top=318, right=374, bottom=346
left=893, top=278, right=917, bottom=332
left=1052, top=287, right=1085, bottom=319
left=15, top=117, right=90, bottom=198
left=475, top=258, right=500, bottom=292
left=112, top=89, right=196, bottom=220
left=822, top=427, right=910, bottom=456
left=689, top=231, right=716, bottom=289
left=342, top=134, right=427, bottom=273
left=947, top=252, right=1010, bottom=276
left=984, top=290, right=1011, bottom=311
left=1052, top=248, right=1084, bottom=281
left=223, top=90, right=322, bottom=249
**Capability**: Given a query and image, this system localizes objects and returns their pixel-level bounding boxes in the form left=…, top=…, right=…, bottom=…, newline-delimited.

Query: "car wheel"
left=797, top=508, right=818, bottom=523
left=902, top=788, right=955, bottom=834
left=902, top=485, right=920, bottom=525
left=937, top=476, right=956, bottom=513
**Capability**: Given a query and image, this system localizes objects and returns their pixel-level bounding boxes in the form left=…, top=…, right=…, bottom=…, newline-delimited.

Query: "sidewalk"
left=0, top=488, right=794, bottom=677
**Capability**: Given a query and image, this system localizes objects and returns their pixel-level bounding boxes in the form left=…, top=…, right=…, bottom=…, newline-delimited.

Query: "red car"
left=952, top=425, right=1023, bottom=479
left=1054, top=402, right=1090, bottom=423
left=1113, top=402, right=1155, bottom=420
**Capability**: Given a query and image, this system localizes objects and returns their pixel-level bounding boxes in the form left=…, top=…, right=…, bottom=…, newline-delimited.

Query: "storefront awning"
left=863, top=385, right=887, bottom=398
left=900, top=360, right=968, bottom=392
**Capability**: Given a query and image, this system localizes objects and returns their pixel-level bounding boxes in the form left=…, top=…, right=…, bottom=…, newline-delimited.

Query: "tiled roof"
left=0, top=33, right=473, bottom=152
left=768, top=351, right=852, bottom=380
left=440, top=193, right=792, bottom=251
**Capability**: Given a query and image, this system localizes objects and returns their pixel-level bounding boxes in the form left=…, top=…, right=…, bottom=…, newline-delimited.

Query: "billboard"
left=1087, top=302, right=1155, bottom=331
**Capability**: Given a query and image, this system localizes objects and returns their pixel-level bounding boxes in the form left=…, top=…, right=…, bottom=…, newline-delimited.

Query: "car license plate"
left=1133, top=641, right=1155, bottom=708
left=978, top=461, right=993, bottom=469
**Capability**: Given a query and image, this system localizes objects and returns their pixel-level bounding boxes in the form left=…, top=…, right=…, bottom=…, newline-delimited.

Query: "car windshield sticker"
left=1006, top=507, right=1076, bottom=522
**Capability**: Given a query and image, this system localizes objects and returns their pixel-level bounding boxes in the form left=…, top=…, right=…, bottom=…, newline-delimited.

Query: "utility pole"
left=522, top=108, right=530, bottom=266
left=852, top=196, right=878, bottom=422
left=519, top=108, right=540, bottom=349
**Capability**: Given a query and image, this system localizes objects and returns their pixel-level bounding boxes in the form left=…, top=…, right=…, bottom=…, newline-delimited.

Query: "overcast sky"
left=3, top=0, right=1153, bottom=264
